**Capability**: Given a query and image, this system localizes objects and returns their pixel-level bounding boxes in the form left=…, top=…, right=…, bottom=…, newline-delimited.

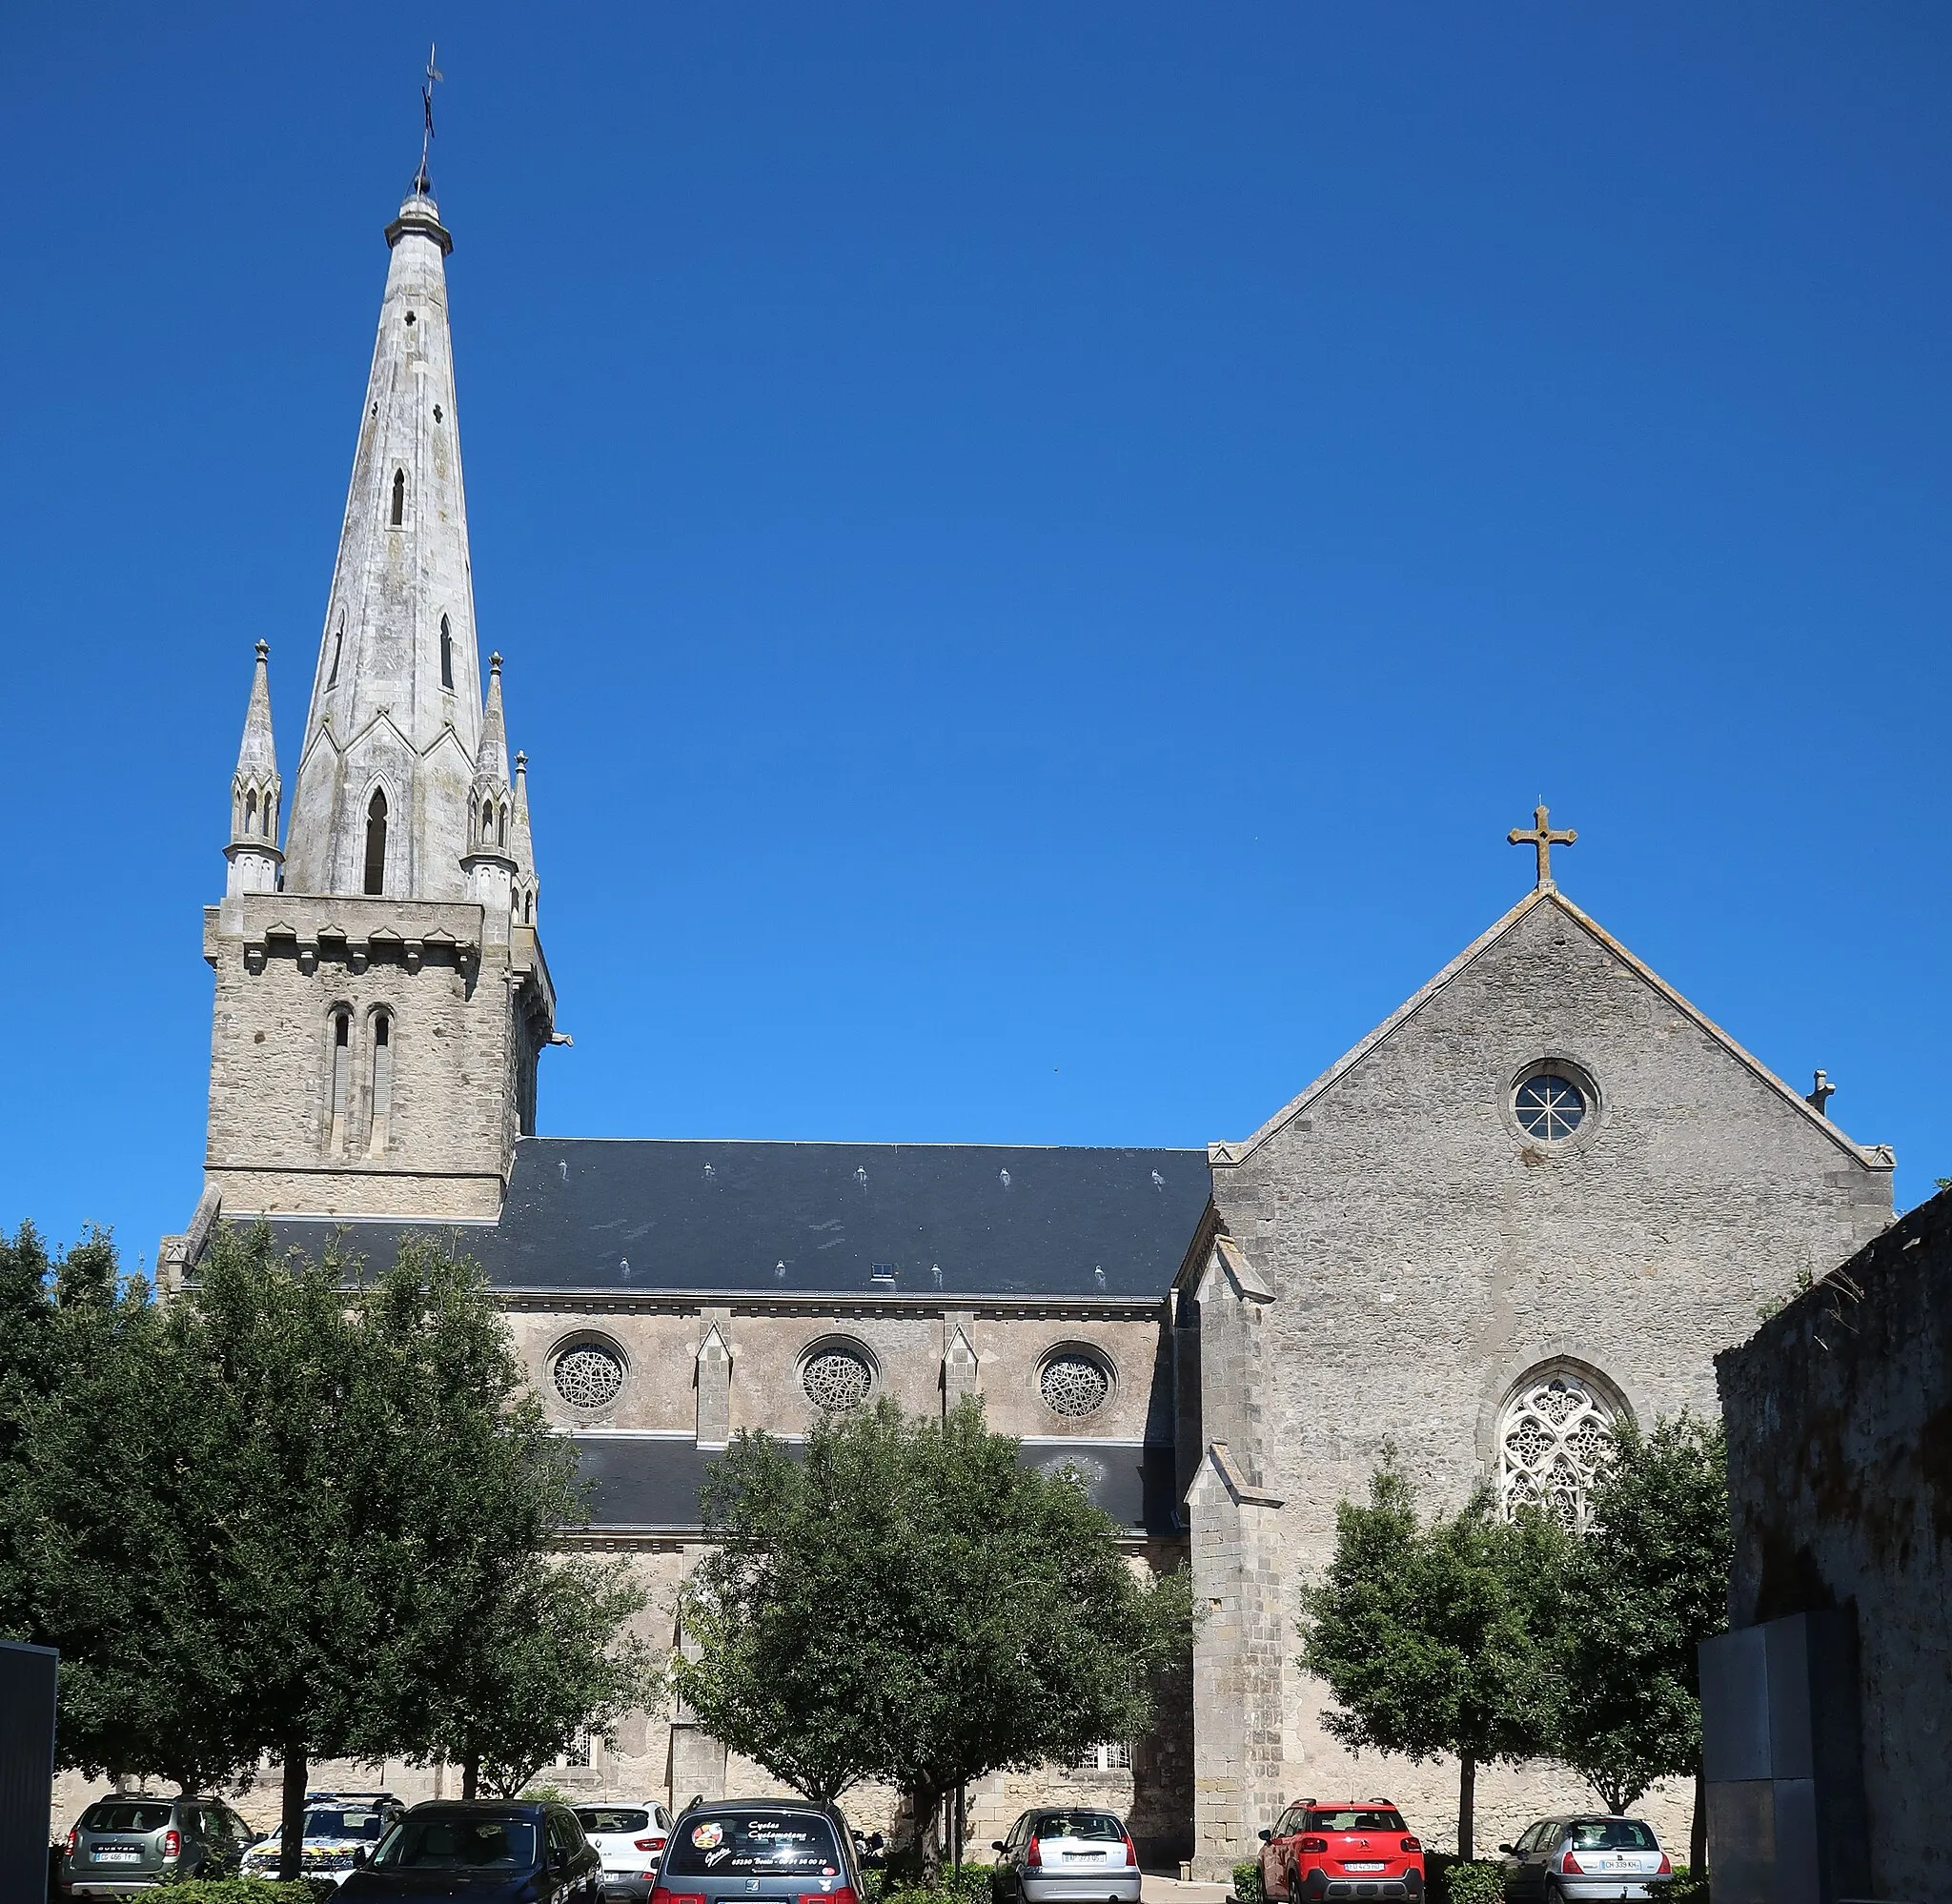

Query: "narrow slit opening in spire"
left=439, top=614, right=454, bottom=690
left=390, top=469, right=406, bottom=527
left=364, top=789, right=388, bottom=895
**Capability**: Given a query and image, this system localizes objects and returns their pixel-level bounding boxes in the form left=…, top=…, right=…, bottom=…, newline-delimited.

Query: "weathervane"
left=1508, top=801, right=1576, bottom=890
left=415, top=44, right=443, bottom=195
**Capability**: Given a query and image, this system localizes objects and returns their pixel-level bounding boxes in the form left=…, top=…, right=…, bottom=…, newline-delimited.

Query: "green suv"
left=58, top=1793, right=254, bottom=1895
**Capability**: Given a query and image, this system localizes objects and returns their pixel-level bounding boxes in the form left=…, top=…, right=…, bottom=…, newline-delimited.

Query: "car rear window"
left=1306, top=1810, right=1406, bottom=1834
left=666, top=1811, right=844, bottom=1876
left=306, top=1807, right=386, bottom=1840
left=80, top=1804, right=174, bottom=1833
left=1035, top=1813, right=1126, bottom=1842
left=579, top=1808, right=653, bottom=1835
left=1569, top=1821, right=1657, bottom=1852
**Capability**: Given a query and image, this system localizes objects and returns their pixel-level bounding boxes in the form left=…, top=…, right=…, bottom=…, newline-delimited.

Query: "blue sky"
left=4, top=5, right=1948, bottom=1266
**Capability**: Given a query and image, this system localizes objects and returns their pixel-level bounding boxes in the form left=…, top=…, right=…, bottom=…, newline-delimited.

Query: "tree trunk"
left=916, top=1785, right=945, bottom=1885
left=953, top=1782, right=966, bottom=1873
left=278, top=1738, right=309, bottom=1883
left=1690, top=1765, right=1707, bottom=1874
left=1456, top=1753, right=1475, bottom=1862
left=463, top=1753, right=480, bottom=1801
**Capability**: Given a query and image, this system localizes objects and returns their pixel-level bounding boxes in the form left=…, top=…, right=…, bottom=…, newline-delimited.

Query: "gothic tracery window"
left=1497, top=1367, right=1620, bottom=1530
left=1040, top=1348, right=1113, bottom=1420
left=802, top=1344, right=875, bottom=1411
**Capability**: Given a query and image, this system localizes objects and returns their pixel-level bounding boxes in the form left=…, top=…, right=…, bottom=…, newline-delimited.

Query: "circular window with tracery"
left=553, top=1343, right=625, bottom=1410
left=802, top=1346, right=874, bottom=1412
left=1498, top=1368, right=1620, bottom=1530
left=1514, top=1071, right=1588, bottom=1143
left=1040, top=1350, right=1113, bottom=1420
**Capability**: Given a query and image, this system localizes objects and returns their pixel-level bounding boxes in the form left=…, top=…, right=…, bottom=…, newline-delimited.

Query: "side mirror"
left=1257, top=1830, right=1271, bottom=1843
left=353, top=1848, right=369, bottom=1868
left=991, top=1841, right=1006, bottom=1853
left=1497, top=1845, right=1514, bottom=1857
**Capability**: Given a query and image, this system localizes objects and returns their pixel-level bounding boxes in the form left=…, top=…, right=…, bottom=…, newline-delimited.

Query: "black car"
left=654, top=1800, right=862, bottom=1904
left=338, top=1800, right=602, bottom=1901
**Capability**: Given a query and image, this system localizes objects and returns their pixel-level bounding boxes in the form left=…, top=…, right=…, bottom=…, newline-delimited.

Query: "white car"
left=574, top=1800, right=676, bottom=1901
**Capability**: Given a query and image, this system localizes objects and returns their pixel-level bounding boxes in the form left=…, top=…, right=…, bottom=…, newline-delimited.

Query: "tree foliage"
left=1552, top=1414, right=1729, bottom=1814
left=0, top=1220, right=653, bottom=1874
left=677, top=1397, right=1191, bottom=1865
left=1298, top=1457, right=1568, bottom=1859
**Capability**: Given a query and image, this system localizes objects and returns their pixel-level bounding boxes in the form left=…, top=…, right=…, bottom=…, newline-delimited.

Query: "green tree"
left=677, top=1398, right=1191, bottom=1874
left=323, top=1238, right=659, bottom=1802
left=0, top=1223, right=262, bottom=1794
left=1299, top=1458, right=1568, bottom=1859
left=1553, top=1415, right=1728, bottom=1868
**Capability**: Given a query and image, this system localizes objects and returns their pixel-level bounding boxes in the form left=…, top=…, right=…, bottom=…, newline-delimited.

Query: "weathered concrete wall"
left=1718, top=1187, right=1952, bottom=1904
left=1189, top=890, right=1892, bottom=1873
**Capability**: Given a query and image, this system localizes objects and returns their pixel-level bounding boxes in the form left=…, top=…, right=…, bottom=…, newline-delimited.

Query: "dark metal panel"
left=0, top=1640, right=57, bottom=1904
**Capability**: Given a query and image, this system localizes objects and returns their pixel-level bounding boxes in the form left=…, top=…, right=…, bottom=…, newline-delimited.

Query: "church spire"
left=461, top=653, right=518, bottom=914
left=280, top=181, right=483, bottom=900
left=512, top=749, right=539, bottom=927
left=224, top=640, right=283, bottom=895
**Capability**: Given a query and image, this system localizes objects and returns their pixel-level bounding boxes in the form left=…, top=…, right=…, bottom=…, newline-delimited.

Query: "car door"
left=1513, top=1821, right=1555, bottom=1902
left=998, top=1814, right=1028, bottom=1900
left=1259, top=1809, right=1291, bottom=1898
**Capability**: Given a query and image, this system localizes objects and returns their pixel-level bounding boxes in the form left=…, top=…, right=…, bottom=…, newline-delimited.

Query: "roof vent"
left=1151, top=1170, right=1165, bottom=1190
left=856, top=1166, right=869, bottom=1187
left=999, top=1168, right=1012, bottom=1189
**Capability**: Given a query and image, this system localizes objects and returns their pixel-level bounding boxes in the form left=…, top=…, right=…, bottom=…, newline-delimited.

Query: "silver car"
left=1498, top=1815, right=1671, bottom=1902
left=988, top=1808, right=1142, bottom=1904
left=60, top=1794, right=254, bottom=1895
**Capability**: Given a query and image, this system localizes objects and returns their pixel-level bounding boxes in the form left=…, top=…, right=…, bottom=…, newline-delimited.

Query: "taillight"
left=1656, top=1853, right=1673, bottom=1875
left=800, top=1890, right=858, bottom=1904
left=1298, top=1837, right=1328, bottom=1853
left=65, top=1827, right=76, bottom=1855
left=162, top=1829, right=182, bottom=1861
left=652, top=1889, right=706, bottom=1904
left=1559, top=1851, right=1584, bottom=1875
left=1026, top=1837, right=1043, bottom=1867
left=1122, top=1833, right=1138, bottom=1868
left=1401, top=1838, right=1420, bottom=1854
left=636, top=1836, right=668, bottom=1852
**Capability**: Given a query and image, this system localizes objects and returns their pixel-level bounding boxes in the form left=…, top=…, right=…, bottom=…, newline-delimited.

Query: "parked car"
left=1255, top=1798, right=1424, bottom=1902
left=337, top=1800, right=602, bottom=1901
left=574, top=1800, right=675, bottom=1903
left=57, top=1793, right=254, bottom=1895
left=988, top=1807, right=1142, bottom=1904
left=1497, top=1816, right=1672, bottom=1901
left=652, top=1799, right=863, bottom=1904
left=240, top=1792, right=407, bottom=1886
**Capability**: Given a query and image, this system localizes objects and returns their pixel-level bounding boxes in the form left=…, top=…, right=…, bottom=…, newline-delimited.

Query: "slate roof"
left=572, top=1433, right=1180, bottom=1536
left=261, top=1136, right=1212, bottom=1301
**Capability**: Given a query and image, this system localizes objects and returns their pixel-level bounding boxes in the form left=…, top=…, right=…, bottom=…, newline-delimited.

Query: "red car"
left=1256, top=1799, right=1424, bottom=1902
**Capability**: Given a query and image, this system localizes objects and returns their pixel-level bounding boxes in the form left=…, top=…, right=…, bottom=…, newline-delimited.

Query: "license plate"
left=1344, top=1862, right=1385, bottom=1873
left=93, top=1851, right=142, bottom=1863
left=1064, top=1853, right=1106, bottom=1861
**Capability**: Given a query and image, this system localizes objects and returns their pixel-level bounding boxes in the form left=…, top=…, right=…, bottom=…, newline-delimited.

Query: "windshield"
left=579, top=1808, right=653, bottom=1835
left=1035, top=1814, right=1126, bottom=1842
left=666, top=1812, right=844, bottom=1877
left=80, top=1804, right=174, bottom=1834
left=306, top=1807, right=387, bottom=1841
left=1306, top=1811, right=1407, bottom=1834
left=372, top=1815, right=539, bottom=1870
left=1569, top=1821, right=1657, bottom=1852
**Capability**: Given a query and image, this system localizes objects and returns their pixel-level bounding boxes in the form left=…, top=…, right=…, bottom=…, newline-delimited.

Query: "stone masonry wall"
left=203, top=890, right=542, bottom=1220
left=1718, top=1185, right=1952, bottom=1904
left=1191, top=893, right=1891, bottom=1872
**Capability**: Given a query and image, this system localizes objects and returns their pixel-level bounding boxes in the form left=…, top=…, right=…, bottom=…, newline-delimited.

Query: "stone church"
left=160, top=174, right=1896, bottom=1868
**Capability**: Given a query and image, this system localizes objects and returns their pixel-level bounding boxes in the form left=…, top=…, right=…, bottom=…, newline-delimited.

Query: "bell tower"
left=197, top=178, right=555, bottom=1225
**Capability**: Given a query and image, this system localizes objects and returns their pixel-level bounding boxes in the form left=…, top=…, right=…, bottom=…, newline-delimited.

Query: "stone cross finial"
left=1508, top=802, right=1576, bottom=889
